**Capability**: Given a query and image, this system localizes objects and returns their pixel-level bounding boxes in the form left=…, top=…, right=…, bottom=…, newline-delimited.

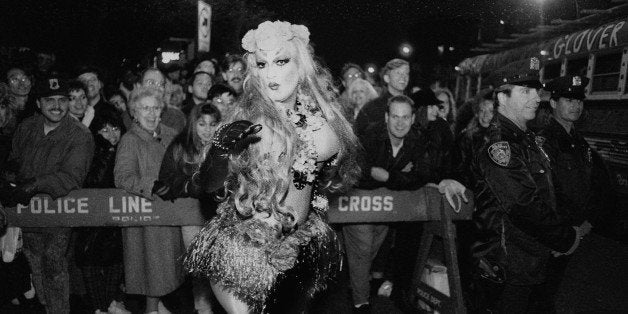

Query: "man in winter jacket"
left=1, top=75, right=94, bottom=314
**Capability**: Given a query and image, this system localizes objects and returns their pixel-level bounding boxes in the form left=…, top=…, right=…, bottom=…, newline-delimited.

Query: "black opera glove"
left=193, top=121, right=262, bottom=194
left=211, top=120, right=263, bottom=154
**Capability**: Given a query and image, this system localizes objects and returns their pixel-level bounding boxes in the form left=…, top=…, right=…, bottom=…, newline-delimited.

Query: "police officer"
left=472, top=58, right=589, bottom=313
left=540, top=75, right=615, bottom=231
left=536, top=75, right=617, bottom=311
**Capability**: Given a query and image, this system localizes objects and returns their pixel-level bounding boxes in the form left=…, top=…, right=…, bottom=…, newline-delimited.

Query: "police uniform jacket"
left=538, top=118, right=613, bottom=227
left=473, top=113, right=578, bottom=284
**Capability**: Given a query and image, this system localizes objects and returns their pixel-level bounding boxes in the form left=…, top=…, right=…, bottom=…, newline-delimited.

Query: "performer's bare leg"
left=210, top=282, right=250, bottom=314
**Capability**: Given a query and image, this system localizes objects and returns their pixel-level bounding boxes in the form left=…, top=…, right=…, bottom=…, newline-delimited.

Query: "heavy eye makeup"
left=275, top=57, right=290, bottom=66
left=256, top=56, right=290, bottom=68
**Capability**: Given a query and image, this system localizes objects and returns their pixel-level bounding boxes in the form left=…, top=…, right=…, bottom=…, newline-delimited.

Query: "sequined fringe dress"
left=183, top=202, right=341, bottom=313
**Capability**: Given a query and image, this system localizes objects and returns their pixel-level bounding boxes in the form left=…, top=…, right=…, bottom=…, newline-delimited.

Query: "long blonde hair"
left=224, top=28, right=361, bottom=229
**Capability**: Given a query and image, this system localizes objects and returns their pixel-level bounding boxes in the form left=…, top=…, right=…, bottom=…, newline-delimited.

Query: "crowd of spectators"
left=0, top=46, right=606, bottom=314
left=0, top=49, right=248, bottom=314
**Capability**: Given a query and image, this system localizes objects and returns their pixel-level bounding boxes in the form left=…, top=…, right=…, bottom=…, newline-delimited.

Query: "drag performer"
left=183, top=21, right=361, bottom=313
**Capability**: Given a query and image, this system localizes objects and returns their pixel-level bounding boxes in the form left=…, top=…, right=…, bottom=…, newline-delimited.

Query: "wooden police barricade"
left=5, top=189, right=206, bottom=227
left=328, top=186, right=473, bottom=314
left=5, top=186, right=472, bottom=313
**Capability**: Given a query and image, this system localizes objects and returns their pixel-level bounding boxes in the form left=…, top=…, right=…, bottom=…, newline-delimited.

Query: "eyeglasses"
left=228, top=67, right=244, bottom=73
left=42, top=97, right=70, bottom=106
left=9, top=76, right=31, bottom=85
left=143, top=79, right=166, bottom=88
left=137, top=106, right=162, bottom=114
left=213, top=98, right=233, bottom=105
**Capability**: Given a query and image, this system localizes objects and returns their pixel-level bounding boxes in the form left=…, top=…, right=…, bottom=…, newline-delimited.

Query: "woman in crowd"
left=455, top=97, right=494, bottom=187
left=108, top=90, right=127, bottom=113
left=184, top=20, right=361, bottom=313
left=343, top=78, right=378, bottom=125
left=153, top=103, right=222, bottom=314
left=114, top=86, right=184, bottom=314
left=434, top=88, right=456, bottom=125
left=139, top=68, right=186, bottom=133
left=5, top=67, right=36, bottom=123
left=108, top=90, right=133, bottom=131
left=413, top=89, right=456, bottom=179
left=75, top=110, right=127, bottom=314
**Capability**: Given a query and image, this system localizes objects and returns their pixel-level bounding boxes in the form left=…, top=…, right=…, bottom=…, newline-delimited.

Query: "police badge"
left=488, top=141, right=511, bottom=167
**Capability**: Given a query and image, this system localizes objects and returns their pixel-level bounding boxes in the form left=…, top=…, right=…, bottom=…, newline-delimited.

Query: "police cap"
left=487, top=57, right=542, bottom=89
left=543, top=75, right=589, bottom=100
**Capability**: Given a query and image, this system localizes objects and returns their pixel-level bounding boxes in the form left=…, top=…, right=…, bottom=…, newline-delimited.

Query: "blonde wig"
left=224, top=21, right=361, bottom=229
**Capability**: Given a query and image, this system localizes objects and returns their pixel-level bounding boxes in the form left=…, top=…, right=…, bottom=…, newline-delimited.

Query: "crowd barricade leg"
left=409, top=197, right=466, bottom=314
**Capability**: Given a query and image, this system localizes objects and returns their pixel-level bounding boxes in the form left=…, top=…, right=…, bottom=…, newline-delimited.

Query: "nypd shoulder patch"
left=488, top=141, right=511, bottom=167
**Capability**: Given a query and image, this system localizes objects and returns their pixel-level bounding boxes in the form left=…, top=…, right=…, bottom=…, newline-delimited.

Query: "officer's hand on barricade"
left=11, top=178, right=37, bottom=206
left=580, top=220, right=592, bottom=236
left=553, top=225, right=585, bottom=257
left=438, top=179, right=469, bottom=212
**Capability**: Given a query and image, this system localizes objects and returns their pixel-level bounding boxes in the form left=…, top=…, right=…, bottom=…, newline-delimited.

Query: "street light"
left=399, top=43, right=412, bottom=58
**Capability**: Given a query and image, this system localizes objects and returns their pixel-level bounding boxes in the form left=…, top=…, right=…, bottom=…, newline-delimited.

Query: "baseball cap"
left=35, top=76, right=69, bottom=98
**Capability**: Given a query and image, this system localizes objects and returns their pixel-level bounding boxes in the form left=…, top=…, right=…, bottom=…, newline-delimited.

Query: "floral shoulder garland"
left=286, top=95, right=329, bottom=212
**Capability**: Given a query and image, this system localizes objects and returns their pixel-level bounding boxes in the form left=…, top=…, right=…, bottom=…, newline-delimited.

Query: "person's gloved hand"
left=194, top=121, right=262, bottom=194
left=580, top=220, right=592, bottom=236
left=212, top=120, right=263, bottom=154
left=152, top=180, right=174, bottom=201
left=11, top=178, right=37, bottom=206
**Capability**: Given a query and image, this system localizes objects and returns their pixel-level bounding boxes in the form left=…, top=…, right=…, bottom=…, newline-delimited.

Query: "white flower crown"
left=242, top=21, right=310, bottom=53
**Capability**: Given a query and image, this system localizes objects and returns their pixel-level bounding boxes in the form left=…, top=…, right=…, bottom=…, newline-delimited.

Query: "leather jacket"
left=538, top=118, right=615, bottom=228
left=472, top=113, right=578, bottom=284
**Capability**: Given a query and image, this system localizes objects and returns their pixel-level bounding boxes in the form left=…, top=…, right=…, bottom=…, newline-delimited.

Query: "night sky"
left=0, top=0, right=610, bottom=78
